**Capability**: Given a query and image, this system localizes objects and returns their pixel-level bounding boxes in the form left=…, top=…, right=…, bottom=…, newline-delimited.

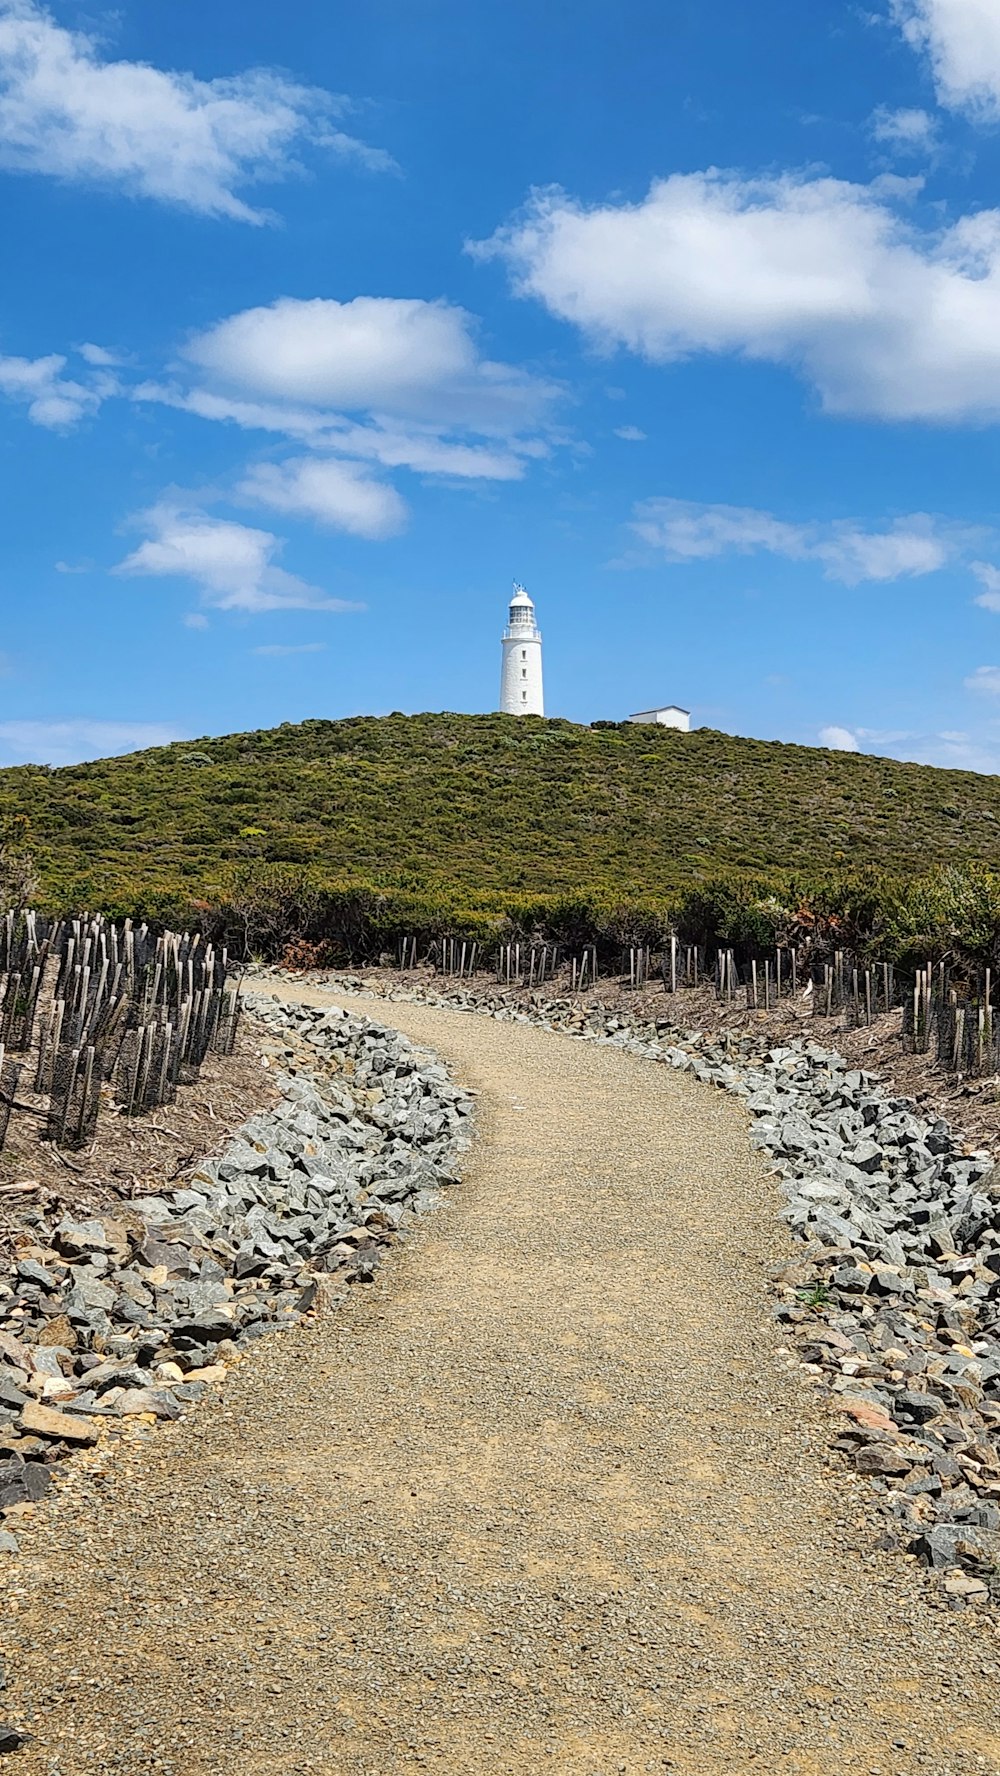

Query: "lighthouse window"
left=521, top=668, right=527, bottom=678
left=521, top=649, right=527, bottom=659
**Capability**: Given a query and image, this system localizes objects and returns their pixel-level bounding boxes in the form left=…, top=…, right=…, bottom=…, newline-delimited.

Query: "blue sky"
left=9, top=1, right=1000, bottom=768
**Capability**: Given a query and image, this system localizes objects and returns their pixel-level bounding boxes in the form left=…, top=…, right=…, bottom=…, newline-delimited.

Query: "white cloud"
left=0, top=0, right=390, bottom=223
left=869, top=104, right=940, bottom=155
left=477, top=170, right=1000, bottom=422
left=183, top=611, right=209, bottom=629
left=819, top=725, right=860, bottom=750
left=892, top=0, right=1000, bottom=119
left=0, top=718, right=184, bottom=765
left=864, top=725, right=1000, bottom=771
left=182, top=295, right=554, bottom=432
left=134, top=381, right=332, bottom=442
left=965, top=664, right=1000, bottom=694
left=614, top=424, right=646, bottom=441
left=971, top=560, right=1000, bottom=610
left=122, top=296, right=560, bottom=526
left=115, top=502, right=364, bottom=614
left=0, top=292, right=554, bottom=539
left=122, top=296, right=557, bottom=528
left=807, top=718, right=1000, bottom=772
left=78, top=341, right=124, bottom=367
left=186, top=295, right=469, bottom=409
left=910, top=728, right=1000, bottom=770
left=237, top=456, right=407, bottom=539
left=818, top=523, right=950, bottom=582
left=629, top=498, right=956, bottom=584
left=253, top=641, right=327, bottom=656
left=634, top=500, right=802, bottom=561
left=321, top=420, right=531, bottom=479
left=0, top=296, right=557, bottom=554
left=136, top=380, right=534, bottom=479
left=0, top=349, right=101, bottom=426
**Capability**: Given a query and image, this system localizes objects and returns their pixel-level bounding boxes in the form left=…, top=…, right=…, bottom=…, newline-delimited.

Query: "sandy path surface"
left=5, top=986, right=1000, bottom=1776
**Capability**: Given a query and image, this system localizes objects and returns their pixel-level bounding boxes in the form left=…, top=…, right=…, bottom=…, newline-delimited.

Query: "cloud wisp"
left=971, top=561, right=1000, bottom=610
left=0, top=348, right=109, bottom=427
left=236, top=457, right=407, bottom=540
left=253, top=641, right=327, bottom=656
left=869, top=104, right=940, bottom=156
left=0, top=0, right=391, bottom=223
left=476, top=170, right=1000, bottom=423
left=629, top=498, right=962, bottom=585
left=814, top=720, right=1000, bottom=773
left=115, top=502, right=364, bottom=614
left=0, top=718, right=184, bottom=766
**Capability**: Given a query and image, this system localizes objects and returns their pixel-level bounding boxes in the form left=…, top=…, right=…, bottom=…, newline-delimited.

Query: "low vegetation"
left=4, top=712, right=1000, bottom=966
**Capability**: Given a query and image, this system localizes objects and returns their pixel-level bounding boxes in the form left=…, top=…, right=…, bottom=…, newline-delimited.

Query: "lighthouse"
left=500, top=582, right=544, bottom=717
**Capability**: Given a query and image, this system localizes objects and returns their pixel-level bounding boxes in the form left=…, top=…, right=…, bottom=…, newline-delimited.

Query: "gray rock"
left=851, top=1141, right=885, bottom=1175
left=893, top=1389, right=944, bottom=1424
left=0, top=1458, right=50, bottom=1508
left=15, top=1260, right=56, bottom=1292
left=64, top=1276, right=116, bottom=1314
left=112, top=1388, right=181, bottom=1419
left=918, top=1523, right=1000, bottom=1568
left=54, top=1217, right=110, bottom=1257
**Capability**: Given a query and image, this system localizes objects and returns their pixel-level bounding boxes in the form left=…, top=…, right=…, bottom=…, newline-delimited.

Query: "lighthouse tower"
left=500, top=582, right=544, bottom=717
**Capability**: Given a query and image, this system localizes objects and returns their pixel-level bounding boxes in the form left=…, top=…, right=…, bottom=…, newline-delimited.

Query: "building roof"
left=510, top=583, right=534, bottom=607
left=631, top=705, right=690, bottom=717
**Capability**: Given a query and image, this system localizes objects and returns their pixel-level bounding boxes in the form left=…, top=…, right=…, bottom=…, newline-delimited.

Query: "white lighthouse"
left=500, top=582, right=544, bottom=717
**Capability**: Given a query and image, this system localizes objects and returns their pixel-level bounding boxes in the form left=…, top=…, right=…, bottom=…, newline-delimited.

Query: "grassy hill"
left=4, top=713, right=1000, bottom=917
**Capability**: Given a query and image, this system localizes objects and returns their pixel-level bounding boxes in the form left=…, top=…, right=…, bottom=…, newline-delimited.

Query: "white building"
left=628, top=705, right=691, bottom=731
left=500, top=583, right=544, bottom=717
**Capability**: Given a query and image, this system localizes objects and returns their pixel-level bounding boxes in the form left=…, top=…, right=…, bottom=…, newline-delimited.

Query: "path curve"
left=5, top=986, right=1000, bottom=1776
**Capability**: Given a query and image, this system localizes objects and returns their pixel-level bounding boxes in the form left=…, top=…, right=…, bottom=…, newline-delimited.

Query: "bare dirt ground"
left=0, top=1025, right=278, bottom=1256
left=4, top=985, right=1000, bottom=1775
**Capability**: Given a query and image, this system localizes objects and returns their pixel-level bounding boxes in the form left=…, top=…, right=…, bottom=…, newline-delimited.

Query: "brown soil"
left=0, top=1022, right=278, bottom=1253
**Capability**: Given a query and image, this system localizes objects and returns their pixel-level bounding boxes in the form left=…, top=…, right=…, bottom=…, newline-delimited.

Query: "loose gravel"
left=0, top=996, right=470, bottom=1513
left=4, top=988, right=1000, bottom=1775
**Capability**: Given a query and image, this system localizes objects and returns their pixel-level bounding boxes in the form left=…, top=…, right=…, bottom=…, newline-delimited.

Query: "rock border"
left=260, top=967, right=1000, bottom=1608
left=0, top=993, right=472, bottom=1543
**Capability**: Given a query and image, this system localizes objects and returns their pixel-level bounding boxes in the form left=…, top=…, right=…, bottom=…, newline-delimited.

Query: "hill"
left=3, top=714, right=1000, bottom=920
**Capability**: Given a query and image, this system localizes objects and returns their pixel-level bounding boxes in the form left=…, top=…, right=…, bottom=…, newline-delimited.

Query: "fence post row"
left=391, top=929, right=1000, bottom=1080
left=0, top=912, right=244, bottom=1154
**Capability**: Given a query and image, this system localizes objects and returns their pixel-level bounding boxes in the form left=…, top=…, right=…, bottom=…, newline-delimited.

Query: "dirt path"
left=5, top=987, right=1000, bottom=1776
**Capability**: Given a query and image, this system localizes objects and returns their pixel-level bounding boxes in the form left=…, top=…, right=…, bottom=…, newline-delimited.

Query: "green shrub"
left=6, top=713, right=1000, bottom=970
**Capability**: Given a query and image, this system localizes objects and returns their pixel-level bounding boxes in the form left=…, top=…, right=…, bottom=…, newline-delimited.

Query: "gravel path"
left=5, top=987, right=1000, bottom=1776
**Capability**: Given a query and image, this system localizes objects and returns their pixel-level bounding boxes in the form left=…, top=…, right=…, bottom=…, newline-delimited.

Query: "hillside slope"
left=4, top=713, right=1000, bottom=911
